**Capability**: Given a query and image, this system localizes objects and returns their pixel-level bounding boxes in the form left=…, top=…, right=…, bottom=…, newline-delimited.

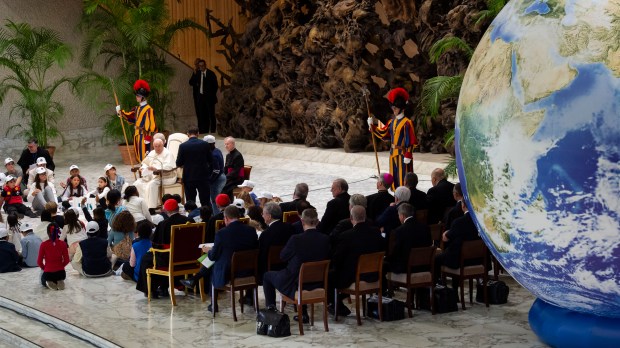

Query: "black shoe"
left=156, top=287, right=169, bottom=297
left=180, top=279, right=196, bottom=289
left=208, top=304, right=219, bottom=313
left=293, top=314, right=309, bottom=324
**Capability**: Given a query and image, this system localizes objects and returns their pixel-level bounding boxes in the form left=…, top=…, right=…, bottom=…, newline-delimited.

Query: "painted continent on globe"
left=456, top=0, right=620, bottom=318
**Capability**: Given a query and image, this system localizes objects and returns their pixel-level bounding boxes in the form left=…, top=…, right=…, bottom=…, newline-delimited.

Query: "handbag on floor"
left=476, top=280, right=509, bottom=304
left=256, top=308, right=291, bottom=337
left=367, top=295, right=405, bottom=321
left=417, top=285, right=459, bottom=313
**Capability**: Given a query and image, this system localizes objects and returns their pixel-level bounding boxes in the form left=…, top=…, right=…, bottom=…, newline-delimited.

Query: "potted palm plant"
left=0, top=20, right=82, bottom=155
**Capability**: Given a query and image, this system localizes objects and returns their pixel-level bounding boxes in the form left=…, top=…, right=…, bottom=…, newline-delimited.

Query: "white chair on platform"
left=160, top=133, right=188, bottom=204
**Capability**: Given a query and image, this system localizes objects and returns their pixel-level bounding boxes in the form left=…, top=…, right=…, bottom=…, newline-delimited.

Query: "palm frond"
left=444, top=158, right=458, bottom=179
left=419, top=75, right=464, bottom=120
left=429, top=37, right=473, bottom=63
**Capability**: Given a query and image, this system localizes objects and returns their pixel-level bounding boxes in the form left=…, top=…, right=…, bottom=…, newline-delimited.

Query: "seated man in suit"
left=405, top=172, right=428, bottom=211
left=318, top=178, right=351, bottom=235
left=329, top=194, right=366, bottom=252
left=329, top=205, right=386, bottom=316
left=279, top=182, right=314, bottom=213
left=433, top=200, right=481, bottom=284
left=427, top=168, right=456, bottom=224
left=385, top=203, right=432, bottom=274
left=365, top=173, right=394, bottom=221
left=180, top=205, right=257, bottom=312
left=443, top=182, right=464, bottom=230
left=262, top=208, right=330, bottom=323
left=376, top=186, right=411, bottom=244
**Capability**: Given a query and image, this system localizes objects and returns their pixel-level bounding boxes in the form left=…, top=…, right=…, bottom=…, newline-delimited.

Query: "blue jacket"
left=209, top=148, right=224, bottom=183
left=208, top=220, right=257, bottom=288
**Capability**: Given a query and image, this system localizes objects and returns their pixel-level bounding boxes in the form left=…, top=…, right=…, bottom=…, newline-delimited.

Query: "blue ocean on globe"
left=455, top=0, right=620, bottom=318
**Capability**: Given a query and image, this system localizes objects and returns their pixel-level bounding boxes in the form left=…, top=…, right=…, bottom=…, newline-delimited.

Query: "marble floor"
left=0, top=138, right=545, bottom=347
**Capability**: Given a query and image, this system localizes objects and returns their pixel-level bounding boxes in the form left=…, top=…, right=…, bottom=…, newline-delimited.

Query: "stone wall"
left=0, top=0, right=195, bottom=155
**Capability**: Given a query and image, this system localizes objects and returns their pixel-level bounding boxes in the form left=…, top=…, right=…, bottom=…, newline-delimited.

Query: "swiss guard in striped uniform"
left=368, top=87, right=417, bottom=189
left=118, top=80, right=158, bottom=162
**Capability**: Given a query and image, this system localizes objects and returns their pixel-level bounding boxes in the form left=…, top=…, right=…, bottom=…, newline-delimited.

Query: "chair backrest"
left=429, top=223, right=444, bottom=247
left=243, top=165, right=252, bottom=180
left=282, top=211, right=300, bottom=224
left=239, top=217, right=250, bottom=225
left=407, top=246, right=436, bottom=272
left=170, top=222, right=206, bottom=265
left=230, top=249, right=259, bottom=281
left=356, top=251, right=385, bottom=282
left=298, top=259, right=330, bottom=291
left=415, top=209, right=429, bottom=225
left=267, top=245, right=286, bottom=271
left=166, top=133, right=189, bottom=160
left=214, top=219, right=225, bottom=232
left=460, top=239, right=487, bottom=264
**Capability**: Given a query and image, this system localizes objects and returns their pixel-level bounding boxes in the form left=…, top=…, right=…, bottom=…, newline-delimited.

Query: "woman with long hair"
left=59, top=209, right=87, bottom=259
left=28, top=167, right=57, bottom=215
left=61, top=174, right=87, bottom=203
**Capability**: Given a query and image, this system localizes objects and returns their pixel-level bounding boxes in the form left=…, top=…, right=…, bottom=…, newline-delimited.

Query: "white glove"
left=115, top=105, right=121, bottom=113
left=367, top=117, right=374, bottom=127
left=403, top=157, right=412, bottom=164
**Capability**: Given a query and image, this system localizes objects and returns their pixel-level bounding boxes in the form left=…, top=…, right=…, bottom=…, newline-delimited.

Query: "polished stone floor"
left=0, top=138, right=545, bottom=347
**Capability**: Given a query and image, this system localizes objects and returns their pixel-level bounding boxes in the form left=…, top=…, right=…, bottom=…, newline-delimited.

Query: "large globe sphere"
left=455, top=0, right=620, bottom=318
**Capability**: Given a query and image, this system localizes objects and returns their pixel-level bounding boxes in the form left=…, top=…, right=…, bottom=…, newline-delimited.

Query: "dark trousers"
left=41, top=270, right=66, bottom=286
left=184, top=180, right=211, bottom=208
left=122, top=262, right=136, bottom=282
left=191, top=265, right=213, bottom=296
left=263, top=271, right=278, bottom=308
left=4, top=203, right=35, bottom=217
left=196, top=95, right=216, bottom=134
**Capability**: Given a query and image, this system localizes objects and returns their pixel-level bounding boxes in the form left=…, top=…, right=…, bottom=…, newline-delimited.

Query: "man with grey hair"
left=279, top=182, right=314, bottom=213
left=330, top=194, right=367, bottom=247
left=133, top=138, right=177, bottom=208
left=222, top=136, right=245, bottom=199
left=366, top=172, right=394, bottom=221
left=262, top=208, right=330, bottom=323
left=329, top=205, right=385, bottom=316
left=376, top=186, right=411, bottom=247
left=427, top=168, right=456, bottom=224
left=319, top=178, right=350, bottom=235
left=385, top=203, right=432, bottom=273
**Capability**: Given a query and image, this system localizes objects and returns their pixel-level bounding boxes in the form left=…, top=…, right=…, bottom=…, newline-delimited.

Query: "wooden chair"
left=215, top=218, right=249, bottom=234
left=430, top=223, right=444, bottom=249
left=280, top=260, right=330, bottom=335
left=232, top=165, right=253, bottom=197
left=386, top=246, right=436, bottom=317
left=147, top=222, right=206, bottom=305
left=415, top=209, right=429, bottom=225
left=212, top=249, right=259, bottom=321
left=159, top=133, right=188, bottom=204
left=335, top=251, right=385, bottom=325
left=282, top=211, right=300, bottom=224
left=441, top=239, right=489, bottom=310
left=267, top=245, right=286, bottom=272
left=491, top=253, right=505, bottom=280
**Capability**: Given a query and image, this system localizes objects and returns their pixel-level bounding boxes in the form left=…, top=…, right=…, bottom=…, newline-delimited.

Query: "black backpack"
left=477, top=280, right=509, bottom=304
left=256, top=308, right=291, bottom=337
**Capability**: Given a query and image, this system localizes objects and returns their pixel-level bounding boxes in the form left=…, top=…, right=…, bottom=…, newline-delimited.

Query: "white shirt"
left=140, top=147, right=176, bottom=180
left=124, top=196, right=153, bottom=223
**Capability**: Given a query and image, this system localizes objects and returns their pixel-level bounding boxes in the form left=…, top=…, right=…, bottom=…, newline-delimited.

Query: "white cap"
left=237, top=180, right=255, bottom=188
left=69, top=164, right=79, bottom=171
left=86, top=221, right=100, bottom=234
left=152, top=214, right=164, bottom=225
left=257, top=192, right=273, bottom=200
left=232, top=198, right=245, bottom=209
left=35, top=167, right=47, bottom=174
left=21, top=223, right=33, bottom=232
left=36, top=157, right=47, bottom=165
left=4, top=157, right=14, bottom=165
left=203, top=135, right=216, bottom=143
left=5, top=175, right=15, bottom=182
left=104, top=164, right=115, bottom=172
left=0, top=228, right=7, bottom=238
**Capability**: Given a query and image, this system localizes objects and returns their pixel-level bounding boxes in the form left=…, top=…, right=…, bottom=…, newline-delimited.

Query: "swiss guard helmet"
left=133, top=79, right=150, bottom=98
left=387, top=87, right=409, bottom=111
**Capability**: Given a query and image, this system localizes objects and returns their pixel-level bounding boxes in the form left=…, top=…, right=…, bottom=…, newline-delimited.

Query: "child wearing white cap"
left=19, top=223, right=41, bottom=267
left=1, top=175, right=37, bottom=218
left=104, top=164, right=127, bottom=193
left=237, top=180, right=259, bottom=206
left=4, top=157, right=23, bottom=190
left=28, top=166, right=57, bottom=215
left=59, top=164, right=88, bottom=190
left=26, top=156, right=55, bottom=187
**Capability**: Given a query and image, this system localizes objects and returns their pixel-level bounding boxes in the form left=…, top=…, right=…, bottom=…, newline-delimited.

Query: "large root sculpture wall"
left=216, top=0, right=485, bottom=153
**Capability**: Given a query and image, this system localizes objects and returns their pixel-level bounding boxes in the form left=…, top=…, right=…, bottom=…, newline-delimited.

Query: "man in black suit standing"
left=262, top=208, right=330, bottom=322
left=181, top=205, right=257, bottom=312
left=319, top=178, right=350, bottom=235
left=329, top=205, right=386, bottom=315
left=365, top=173, right=394, bottom=221
left=176, top=126, right=212, bottom=207
left=385, top=203, right=432, bottom=273
left=433, top=200, right=481, bottom=283
left=427, top=168, right=456, bottom=224
left=189, top=58, right=218, bottom=134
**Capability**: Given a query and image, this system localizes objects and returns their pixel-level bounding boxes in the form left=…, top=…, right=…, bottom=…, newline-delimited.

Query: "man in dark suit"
left=329, top=205, right=386, bottom=315
left=180, top=206, right=257, bottom=312
left=427, top=168, right=456, bottom=224
left=189, top=58, right=218, bottom=134
left=221, top=137, right=244, bottom=199
left=262, top=208, right=330, bottom=322
left=385, top=203, right=432, bottom=274
left=258, top=202, right=294, bottom=280
left=365, top=173, right=394, bottom=221
left=443, top=182, right=464, bottom=230
left=405, top=172, right=428, bottom=211
left=329, top=194, right=366, bottom=251
left=376, top=186, right=411, bottom=244
left=318, top=178, right=350, bottom=235
left=136, top=199, right=192, bottom=297
left=279, top=182, right=314, bottom=213
left=434, top=201, right=481, bottom=283
left=176, top=126, right=213, bottom=207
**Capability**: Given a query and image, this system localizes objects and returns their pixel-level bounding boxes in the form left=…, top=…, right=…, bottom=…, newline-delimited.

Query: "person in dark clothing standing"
left=17, top=138, right=55, bottom=184
left=176, top=126, right=212, bottom=207
left=221, top=137, right=244, bottom=199
left=189, top=58, right=218, bottom=134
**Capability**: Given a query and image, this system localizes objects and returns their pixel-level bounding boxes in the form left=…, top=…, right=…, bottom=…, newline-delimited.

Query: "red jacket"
left=1, top=185, right=24, bottom=205
left=37, top=240, right=70, bottom=272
